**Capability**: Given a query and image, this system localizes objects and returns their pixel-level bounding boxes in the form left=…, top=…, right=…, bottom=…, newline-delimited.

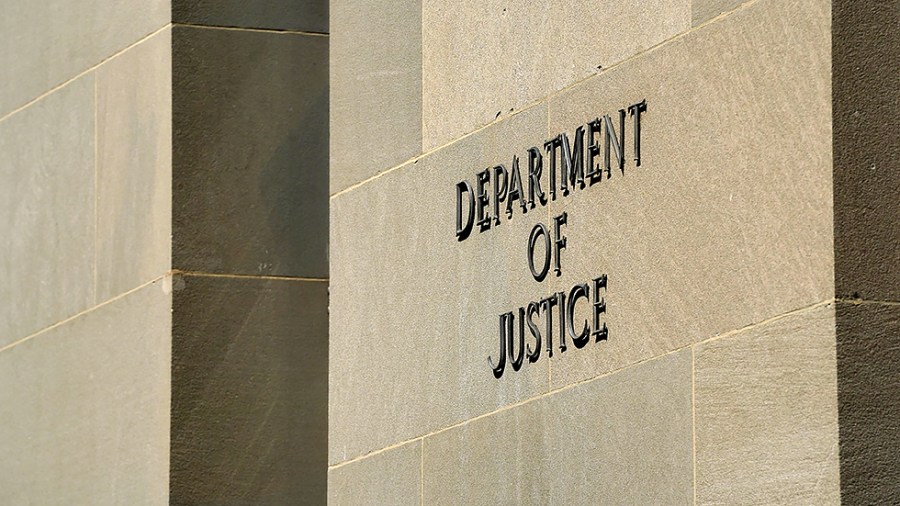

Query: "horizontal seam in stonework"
left=329, top=97, right=546, bottom=199
left=328, top=297, right=833, bottom=469
left=834, top=298, right=900, bottom=306
left=329, top=437, right=425, bottom=472
left=173, top=270, right=328, bottom=282
left=328, top=0, right=762, bottom=200
left=0, top=274, right=169, bottom=356
left=0, top=23, right=172, bottom=125
left=171, top=23, right=328, bottom=37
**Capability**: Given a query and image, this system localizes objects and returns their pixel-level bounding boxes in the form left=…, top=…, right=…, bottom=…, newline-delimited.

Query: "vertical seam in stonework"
left=420, top=438, right=425, bottom=505
left=420, top=0, right=426, bottom=154
left=692, top=345, right=698, bottom=506
left=93, top=71, right=99, bottom=305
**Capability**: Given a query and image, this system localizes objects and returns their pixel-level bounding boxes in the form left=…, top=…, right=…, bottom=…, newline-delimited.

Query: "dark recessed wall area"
left=170, top=1, right=329, bottom=504
left=833, top=1, right=900, bottom=503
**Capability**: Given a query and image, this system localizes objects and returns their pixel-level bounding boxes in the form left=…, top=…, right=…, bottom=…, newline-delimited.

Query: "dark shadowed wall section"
left=170, top=2, right=329, bottom=504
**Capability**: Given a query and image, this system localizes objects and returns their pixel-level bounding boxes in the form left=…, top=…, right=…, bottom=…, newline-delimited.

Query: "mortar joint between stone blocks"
left=0, top=24, right=172, bottom=126
left=0, top=274, right=171, bottom=356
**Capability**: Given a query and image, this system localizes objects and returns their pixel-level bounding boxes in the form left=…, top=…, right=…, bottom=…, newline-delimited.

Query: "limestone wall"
left=0, top=2, right=172, bottom=503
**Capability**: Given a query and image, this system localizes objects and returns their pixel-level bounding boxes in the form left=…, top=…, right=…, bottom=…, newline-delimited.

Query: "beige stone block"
left=0, top=77, right=95, bottom=347
left=546, top=0, right=832, bottom=387
left=97, top=28, right=172, bottom=301
left=330, top=0, right=422, bottom=194
left=693, top=0, right=746, bottom=25
left=328, top=441, right=422, bottom=506
left=694, top=304, right=840, bottom=504
left=173, top=26, right=328, bottom=278
left=170, top=275, right=328, bottom=505
left=423, top=350, right=693, bottom=505
left=422, top=0, right=690, bottom=149
left=330, top=105, right=550, bottom=464
left=425, top=402, right=549, bottom=506
left=0, top=279, right=171, bottom=505
left=0, top=0, right=169, bottom=117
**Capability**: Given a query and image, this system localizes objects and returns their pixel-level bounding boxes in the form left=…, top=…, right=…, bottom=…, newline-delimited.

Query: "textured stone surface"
left=174, top=0, right=327, bottom=33
left=836, top=302, right=900, bottom=504
left=173, top=26, right=328, bottom=277
left=330, top=0, right=421, bottom=193
left=546, top=0, right=832, bottom=388
left=97, top=28, right=172, bottom=301
left=422, top=0, right=690, bottom=149
left=0, top=77, right=95, bottom=347
left=695, top=304, right=840, bottom=504
left=328, top=441, right=421, bottom=506
left=423, top=351, right=693, bottom=505
left=0, top=0, right=168, bottom=118
left=330, top=106, right=550, bottom=464
left=0, top=280, right=171, bottom=505
left=171, top=275, right=328, bottom=505
left=692, top=0, right=745, bottom=25
left=833, top=0, right=900, bottom=302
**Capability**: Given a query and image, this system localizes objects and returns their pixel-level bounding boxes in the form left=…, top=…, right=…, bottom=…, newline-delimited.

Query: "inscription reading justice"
left=453, top=99, right=648, bottom=379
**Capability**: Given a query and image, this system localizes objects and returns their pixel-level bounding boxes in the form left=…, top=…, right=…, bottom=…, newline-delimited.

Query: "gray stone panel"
left=330, top=0, right=422, bottom=193
left=170, top=275, right=328, bottom=505
left=692, top=0, right=745, bottom=25
left=0, top=280, right=171, bottom=505
left=174, top=0, right=327, bottom=33
left=328, top=441, right=422, bottom=506
left=0, top=77, right=95, bottom=347
left=97, top=28, right=172, bottom=301
left=330, top=106, right=550, bottom=464
left=0, top=0, right=169, bottom=118
left=173, top=26, right=328, bottom=277
left=695, top=304, right=840, bottom=504
left=423, top=351, right=693, bottom=505
left=833, top=0, right=900, bottom=302
left=836, top=302, right=900, bottom=504
left=546, top=0, right=832, bottom=388
left=422, top=0, right=690, bottom=149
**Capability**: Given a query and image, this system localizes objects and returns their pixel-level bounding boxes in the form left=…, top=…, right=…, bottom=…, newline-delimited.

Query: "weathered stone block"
left=330, top=0, right=422, bottom=193
left=97, top=28, right=172, bottom=301
left=423, top=350, right=693, bottom=505
left=0, top=77, right=95, bottom=346
left=173, top=26, right=328, bottom=277
left=0, top=280, right=171, bottom=504
left=546, top=0, right=832, bottom=388
left=328, top=441, right=421, bottom=506
left=695, top=304, right=840, bottom=504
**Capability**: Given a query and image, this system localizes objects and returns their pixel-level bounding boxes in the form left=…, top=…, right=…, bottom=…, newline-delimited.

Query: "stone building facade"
left=1, top=0, right=898, bottom=504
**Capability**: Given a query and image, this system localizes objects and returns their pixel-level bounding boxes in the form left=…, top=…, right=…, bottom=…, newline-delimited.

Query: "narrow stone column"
left=170, top=2, right=329, bottom=504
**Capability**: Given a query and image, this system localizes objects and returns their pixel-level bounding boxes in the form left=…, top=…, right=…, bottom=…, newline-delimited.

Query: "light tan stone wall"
left=0, top=3, right=171, bottom=503
left=330, top=0, right=841, bottom=502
